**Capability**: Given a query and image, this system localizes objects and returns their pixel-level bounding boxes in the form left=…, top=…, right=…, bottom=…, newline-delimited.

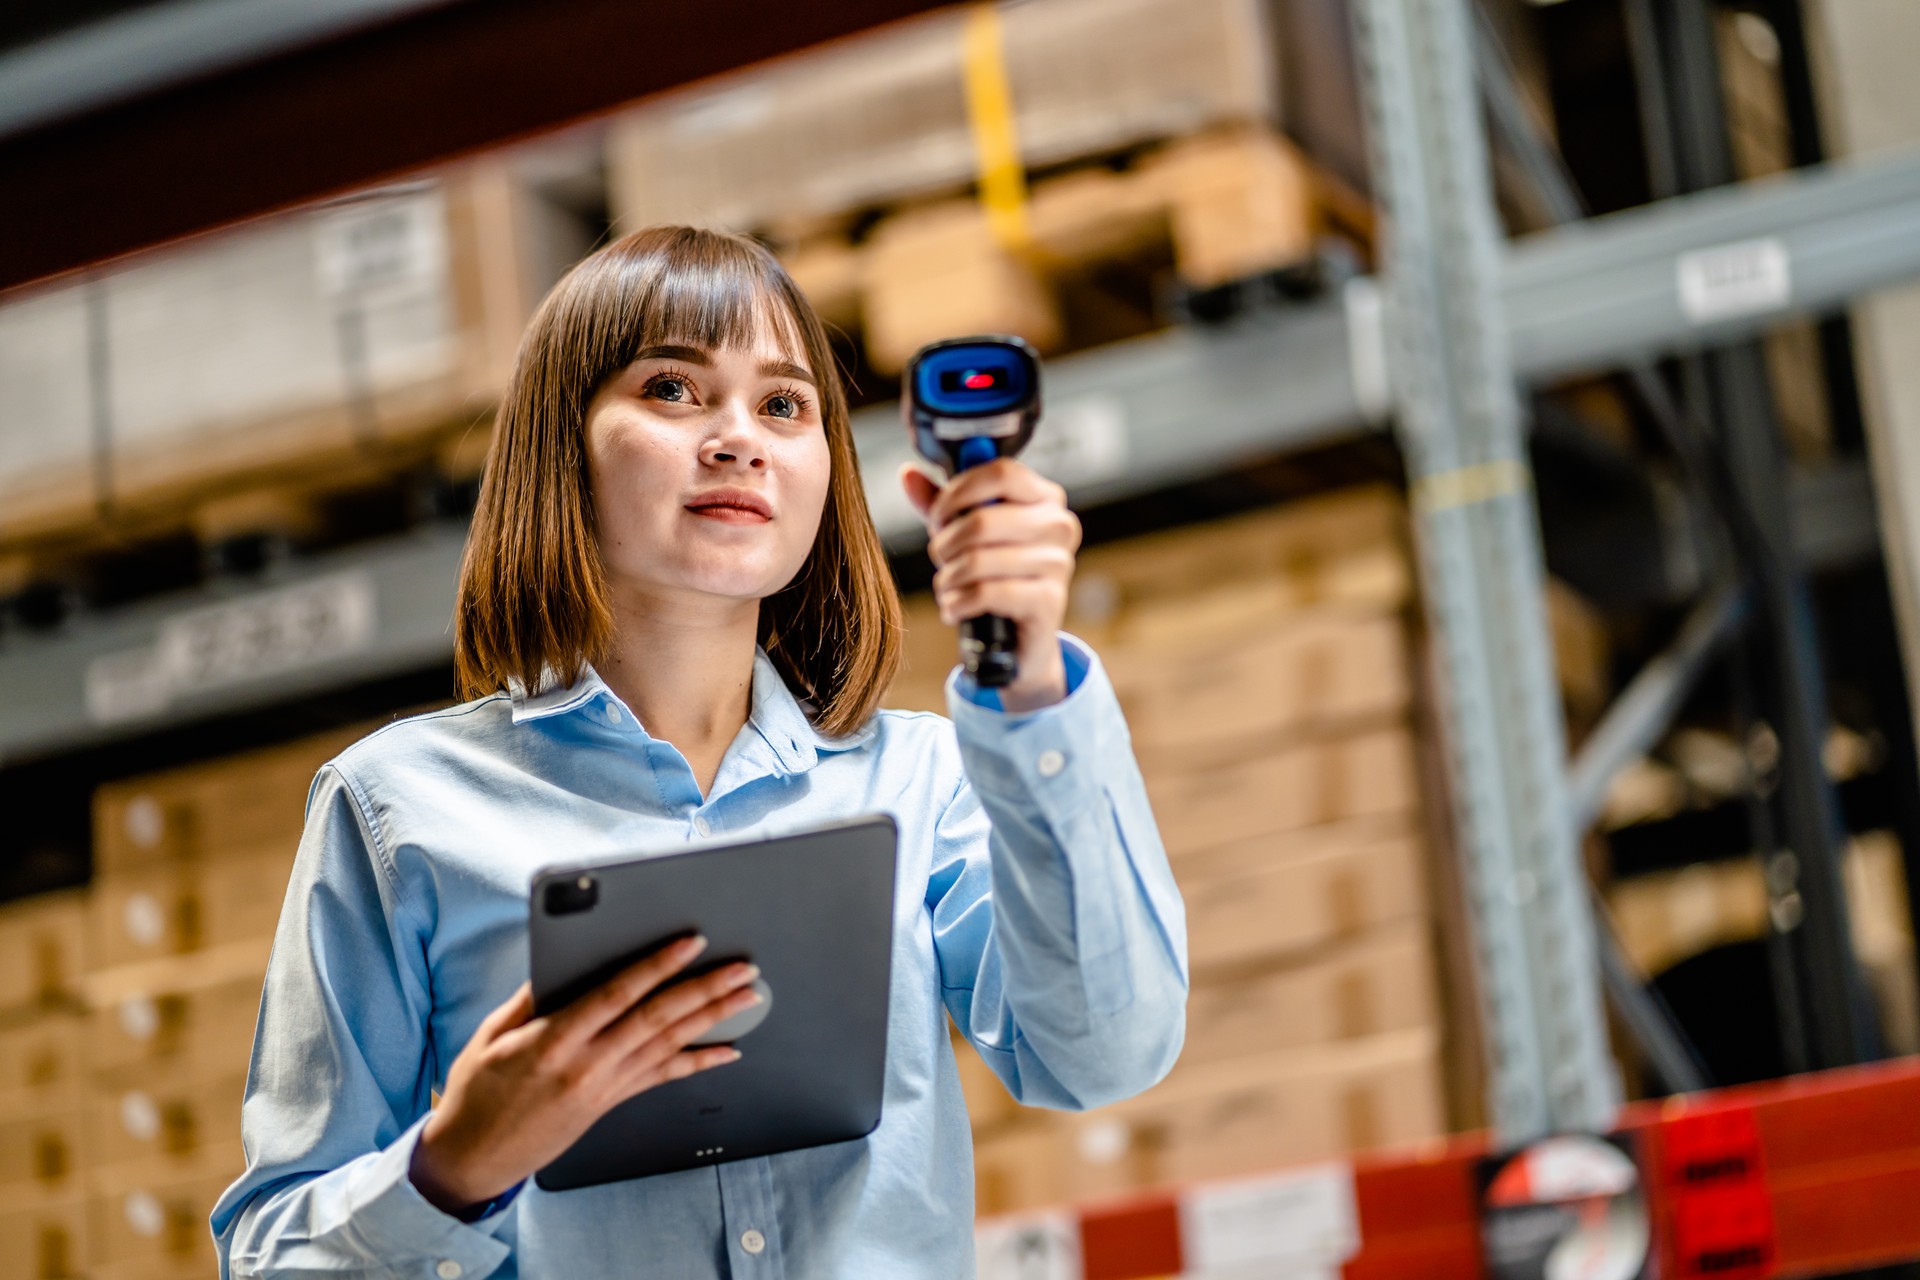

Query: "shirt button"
left=740, top=1228, right=766, bottom=1255
left=436, top=1261, right=464, bottom=1280
left=694, top=814, right=712, bottom=836
left=604, top=702, right=622, bottom=725
left=1036, top=749, right=1067, bottom=778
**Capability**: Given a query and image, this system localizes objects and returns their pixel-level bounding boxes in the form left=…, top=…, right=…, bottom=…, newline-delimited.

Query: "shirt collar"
left=506, top=648, right=876, bottom=773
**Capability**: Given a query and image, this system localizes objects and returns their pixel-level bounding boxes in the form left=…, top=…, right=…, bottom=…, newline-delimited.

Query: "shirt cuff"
left=944, top=633, right=1124, bottom=823
left=344, top=1113, right=518, bottom=1270
left=954, top=635, right=1090, bottom=712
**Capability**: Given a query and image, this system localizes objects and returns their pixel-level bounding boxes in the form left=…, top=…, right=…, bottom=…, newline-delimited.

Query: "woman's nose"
left=702, top=403, right=768, bottom=470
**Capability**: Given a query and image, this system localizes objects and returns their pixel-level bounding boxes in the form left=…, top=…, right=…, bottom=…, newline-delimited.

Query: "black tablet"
left=526, top=813, right=898, bottom=1191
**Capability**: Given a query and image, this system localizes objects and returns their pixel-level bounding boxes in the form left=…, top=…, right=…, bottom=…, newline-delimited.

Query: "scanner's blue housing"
left=902, top=335, right=1042, bottom=476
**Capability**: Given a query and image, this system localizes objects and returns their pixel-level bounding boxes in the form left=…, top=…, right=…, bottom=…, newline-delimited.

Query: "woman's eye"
left=647, top=375, right=691, bottom=403
left=765, top=394, right=800, bottom=419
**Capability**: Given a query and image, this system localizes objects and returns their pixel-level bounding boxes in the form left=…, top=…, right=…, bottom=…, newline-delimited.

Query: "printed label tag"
left=1180, top=1164, right=1360, bottom=1272
left=1661, top=1105, right=1776, bottom=1280
left=87, top=571, right=377, bottom=724
left=1676, top=238, right=1791, bottom=325
left=977, top=1212, right=1082, bottom=1280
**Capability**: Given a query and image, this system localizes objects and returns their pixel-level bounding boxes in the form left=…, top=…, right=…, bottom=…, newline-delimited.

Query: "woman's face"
left=583, top=309, right=831, bottom=611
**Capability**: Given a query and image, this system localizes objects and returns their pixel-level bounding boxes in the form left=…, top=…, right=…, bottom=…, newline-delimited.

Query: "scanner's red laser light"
left=963, top=371, right=994, bottom=389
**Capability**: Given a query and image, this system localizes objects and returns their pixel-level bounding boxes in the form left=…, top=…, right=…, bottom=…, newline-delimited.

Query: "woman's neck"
left=595, top=587, right=761, bottom=797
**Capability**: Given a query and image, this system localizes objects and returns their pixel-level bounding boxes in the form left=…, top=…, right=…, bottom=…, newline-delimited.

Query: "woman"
left=210, top=226, right=1186, bottom=1279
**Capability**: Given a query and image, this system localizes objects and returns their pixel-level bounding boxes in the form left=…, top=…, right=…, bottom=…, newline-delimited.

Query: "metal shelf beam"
left=0, top=301, right=1375, bottom=764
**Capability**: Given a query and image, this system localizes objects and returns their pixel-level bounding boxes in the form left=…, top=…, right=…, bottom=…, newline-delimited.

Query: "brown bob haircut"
left=453, top=225, right=901, bottom=738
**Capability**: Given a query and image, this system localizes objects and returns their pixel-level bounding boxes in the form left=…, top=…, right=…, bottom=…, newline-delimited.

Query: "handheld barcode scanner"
left=903, top=335, right=1043, bottom=689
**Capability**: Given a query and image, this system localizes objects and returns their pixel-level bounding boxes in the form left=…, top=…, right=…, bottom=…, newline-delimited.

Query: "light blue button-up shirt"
left=210, top=634, right=1187, bottom=1278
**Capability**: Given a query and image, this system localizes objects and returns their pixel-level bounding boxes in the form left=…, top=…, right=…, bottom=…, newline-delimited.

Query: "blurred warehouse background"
left=3, top=0, right=1920, bottom=1275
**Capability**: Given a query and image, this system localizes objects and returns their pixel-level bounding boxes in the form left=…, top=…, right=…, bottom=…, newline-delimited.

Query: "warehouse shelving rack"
left=8, top=0, right=1920, bottom=1271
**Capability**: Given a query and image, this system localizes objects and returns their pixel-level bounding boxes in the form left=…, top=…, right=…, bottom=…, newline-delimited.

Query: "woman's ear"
left=899, top=461, right=944, bottom=530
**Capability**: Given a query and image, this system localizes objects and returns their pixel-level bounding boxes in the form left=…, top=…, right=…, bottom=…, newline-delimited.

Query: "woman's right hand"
left=408, top=935, right=759, bottom=1215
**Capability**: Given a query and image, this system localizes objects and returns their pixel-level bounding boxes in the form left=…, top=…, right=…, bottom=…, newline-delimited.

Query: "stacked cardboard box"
left=79, top=724, right=369, bottom=1280
left=605, top=0, right=1282, bottom=236
left=0, top=892, right=90, bottom=1280
left=0, top=155, right=580, bottom=548
left=891, top=485, right=1460, bottom=1214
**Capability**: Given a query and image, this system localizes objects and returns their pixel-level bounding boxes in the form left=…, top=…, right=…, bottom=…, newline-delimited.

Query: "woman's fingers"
left=476, top=982, right=536, bottom=1041
left=939, top=578, right=1068, bottom=631
left=598, top=961, right=760, bottom=1059
left=928, top=502, right=1081, bottom=567
left=933, top=544, right=1074, bottom=599
left=613, top=1045, right=744, bottom=1107
left=608, top=980, right=764, bottom=1082
left=926, top=458, right=1062, bottom=528
left=554, top=934, right=709, bottom=1046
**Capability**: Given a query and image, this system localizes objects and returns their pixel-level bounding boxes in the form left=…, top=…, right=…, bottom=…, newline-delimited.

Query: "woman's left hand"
left=901, top=458, right=1082, bottom=714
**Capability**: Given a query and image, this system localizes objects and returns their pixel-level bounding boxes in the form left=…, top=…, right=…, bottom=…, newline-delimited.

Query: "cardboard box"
left=0, top=1109, right=88, bottom=1201
left=87, top=972, right=262, bottom=1089
left=0, top=1012, right=84, bottom=1112
left=607, top=0, right=1279, bottom=234
left=1182, top=827, right=1427, bottom=972
left=0, top=892, right=87, bottom=1013
left=974, top=1028, right=1443, bottom=1213
left=1184, top=923, right=1439, bottom=1062
left=87, top=1068, right=246, bottom=1171
left=88, top=1154, right=239, bottom=1280
left=92, top=724, right=369, bottom=877
left=1146, top=725, right=1420, bottom=856
left=0, top=1191, right=87, bottom=1280
left=1066, top=487, right=1411, bottom=649
left=87, top=850, right=292, bottom=975
left=1108, top=608, right=1411, bottom=760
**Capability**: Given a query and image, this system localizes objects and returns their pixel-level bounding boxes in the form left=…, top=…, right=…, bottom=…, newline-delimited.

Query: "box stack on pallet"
left=887, top=485, right=1468, bottom=1214
left=0, top=892, right=91, bottom=1280
left=78, top=724, right=367, bottom=1280
left=606, top=0, right=1370, bottom=376
left=0, top=156, right=585, bottom=609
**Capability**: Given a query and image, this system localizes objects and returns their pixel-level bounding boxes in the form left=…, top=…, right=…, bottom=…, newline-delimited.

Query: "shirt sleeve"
left=928, top=632, right=1188, bottom=1111
left=210, top=764, right=517, bottom=1280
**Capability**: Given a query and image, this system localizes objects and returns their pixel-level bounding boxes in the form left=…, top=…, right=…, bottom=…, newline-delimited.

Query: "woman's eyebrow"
left=634, top=344, right=711, bottom=365
left=761, top=358, right=817, bottom=386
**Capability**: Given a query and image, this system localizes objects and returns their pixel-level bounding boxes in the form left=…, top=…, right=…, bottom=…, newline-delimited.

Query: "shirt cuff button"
left=1036, top=749, right=1067, bottom=778
left=436, top=1261, right=464, bottom=1279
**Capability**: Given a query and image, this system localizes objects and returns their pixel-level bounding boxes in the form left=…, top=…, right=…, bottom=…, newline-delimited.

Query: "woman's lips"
left=686, top=504, right=771, bottom=524
left=685, top=487, right=772, bottom=523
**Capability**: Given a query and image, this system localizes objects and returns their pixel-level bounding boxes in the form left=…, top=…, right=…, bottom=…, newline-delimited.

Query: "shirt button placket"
left=693, top=813, right=712, bottom=837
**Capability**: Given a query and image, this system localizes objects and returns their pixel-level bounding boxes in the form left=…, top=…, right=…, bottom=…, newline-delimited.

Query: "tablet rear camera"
left=544, top=874, right=599, bottom=916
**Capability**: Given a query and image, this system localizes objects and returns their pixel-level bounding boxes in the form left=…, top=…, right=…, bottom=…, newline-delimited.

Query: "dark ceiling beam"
left=0, top=0, right=947, bottom=295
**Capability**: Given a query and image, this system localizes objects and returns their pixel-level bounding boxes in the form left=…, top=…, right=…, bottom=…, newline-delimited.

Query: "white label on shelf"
left=122, top=893, right=165, bottom=947
left=124, top=1190, right=164, bottom=1238
left=86, top=571, right=378, bottom=725
left=120, top=1090, right=161, bottom=1142
left=119, top=995, right=160, bottom=1042
left=1178, top=1163, right=1360, bottom=1273
left=976, top=1212, right=1082, bottom=1280
left=1676, top=237, right=1791, bottom=325
left=314, top=188, right=448, bottom=301
left=1025, top=395, right=1130, bottom=489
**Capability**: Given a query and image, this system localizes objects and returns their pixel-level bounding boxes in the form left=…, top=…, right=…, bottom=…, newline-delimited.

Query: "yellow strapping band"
left=962, top=3, right=1031, bottom=251
left=1412, top=458, right=1531, bottom=513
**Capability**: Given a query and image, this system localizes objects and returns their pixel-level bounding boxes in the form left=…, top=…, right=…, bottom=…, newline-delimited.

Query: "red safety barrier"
left=979, top=1056, right=1920, bottom=1279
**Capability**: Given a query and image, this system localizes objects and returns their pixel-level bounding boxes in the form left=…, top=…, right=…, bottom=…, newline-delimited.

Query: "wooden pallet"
left=779, top=126, right=1373, bottom=374
left=0, top=417, right=493, bottom=615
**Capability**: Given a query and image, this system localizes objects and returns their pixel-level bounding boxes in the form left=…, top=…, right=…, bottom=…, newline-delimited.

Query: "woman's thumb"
left=899, top=462, right=942, bottom=527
